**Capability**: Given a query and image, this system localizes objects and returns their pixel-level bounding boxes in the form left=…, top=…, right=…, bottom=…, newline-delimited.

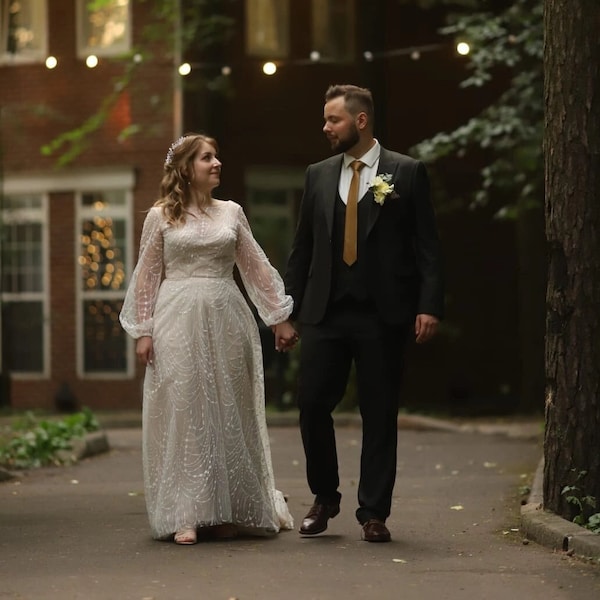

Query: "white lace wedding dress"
left=120, top=200, right=294, bottom=539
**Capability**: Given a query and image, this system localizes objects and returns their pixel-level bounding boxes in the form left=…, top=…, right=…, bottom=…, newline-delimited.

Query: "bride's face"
left=189, top=142, right=221, bottom=191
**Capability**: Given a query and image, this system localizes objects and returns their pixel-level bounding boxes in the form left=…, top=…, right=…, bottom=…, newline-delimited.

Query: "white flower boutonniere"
left=368, top=173, right=395, bottom=205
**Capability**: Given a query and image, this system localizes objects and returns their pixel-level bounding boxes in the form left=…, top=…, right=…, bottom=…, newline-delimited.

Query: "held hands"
left=415, top=314, right=439, bottom=344
left=272, top=320, right=299, bottom=352
left=136, top=336, right=154, bottom=366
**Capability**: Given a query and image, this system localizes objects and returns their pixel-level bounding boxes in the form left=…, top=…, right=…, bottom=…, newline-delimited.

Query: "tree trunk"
left=543, top=0, right=600, bottom=520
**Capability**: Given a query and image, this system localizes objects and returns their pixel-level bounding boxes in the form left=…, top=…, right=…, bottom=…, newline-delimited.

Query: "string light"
left=178, top=62, right=192, bottom=76
left=44, top=41, right=469, bottom=74
left=262, top=61, right=277, bottom=75
left=456, top=42, right=470, bottom=56
left=171, top=41, right=468, bottom=77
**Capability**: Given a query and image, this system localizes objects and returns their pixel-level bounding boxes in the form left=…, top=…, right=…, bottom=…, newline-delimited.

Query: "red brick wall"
left=1, top=1, right=174, bottom=410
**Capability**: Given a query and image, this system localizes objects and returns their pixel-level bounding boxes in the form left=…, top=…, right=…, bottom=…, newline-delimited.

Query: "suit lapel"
left=322, top=157, right=344, bottom=236
left=366, top=147, right=399, bottom=235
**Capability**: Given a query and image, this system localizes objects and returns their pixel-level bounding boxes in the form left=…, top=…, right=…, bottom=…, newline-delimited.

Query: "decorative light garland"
left=43, top=42, right=470, bottom=73
left=176, top=41, right=470, bottom=77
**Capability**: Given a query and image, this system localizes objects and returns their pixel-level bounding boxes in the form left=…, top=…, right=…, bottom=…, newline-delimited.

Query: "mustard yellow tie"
left=343, top=160, right=365, bottom=266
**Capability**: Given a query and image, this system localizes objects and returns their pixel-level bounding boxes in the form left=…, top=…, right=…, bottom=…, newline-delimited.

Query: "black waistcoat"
left=330, top=193, right=371, bottom=304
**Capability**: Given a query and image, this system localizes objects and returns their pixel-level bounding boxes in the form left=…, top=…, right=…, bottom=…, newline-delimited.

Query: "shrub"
left=0, top=408, right=99, bottom=470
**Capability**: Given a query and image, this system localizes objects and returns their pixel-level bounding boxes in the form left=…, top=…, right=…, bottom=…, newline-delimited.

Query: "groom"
left=284, top=84, right=444, bottom=542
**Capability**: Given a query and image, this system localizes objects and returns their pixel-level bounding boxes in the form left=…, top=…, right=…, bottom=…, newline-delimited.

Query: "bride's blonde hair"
left=155, top=133, right=219, bottom=225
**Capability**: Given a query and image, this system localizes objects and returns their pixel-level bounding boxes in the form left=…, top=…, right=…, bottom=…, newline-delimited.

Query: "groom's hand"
left=415, top=314, right=439, bottom=344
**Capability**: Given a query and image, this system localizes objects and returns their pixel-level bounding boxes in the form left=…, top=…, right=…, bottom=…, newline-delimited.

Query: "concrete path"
left=1, top=423, right=600, bottom=599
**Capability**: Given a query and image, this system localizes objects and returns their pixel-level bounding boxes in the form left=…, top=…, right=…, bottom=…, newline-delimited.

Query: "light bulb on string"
left=178, top=62, right=192, bottom=76
left=262, top=61, right=277, bottom=75
left=86, top=55, right=99, bottom=68
left=456, top=42, right=470, bottom=56
left=46, top=56, right=58, bottom=69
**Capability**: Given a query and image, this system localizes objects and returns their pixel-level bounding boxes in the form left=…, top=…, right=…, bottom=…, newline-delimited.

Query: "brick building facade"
left=0, top=0, right=523, bottom=413
left=1, top=0, right=175, bottom=409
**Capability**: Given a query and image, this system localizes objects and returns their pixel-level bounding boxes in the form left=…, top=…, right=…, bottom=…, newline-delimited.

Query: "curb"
left=75, top=430, right=111, bottom=460
left=521, top=458, right=600, bottom=563
left=96, top=411, right=543, bottom=438
left=0, top=466, right=17, bottom=482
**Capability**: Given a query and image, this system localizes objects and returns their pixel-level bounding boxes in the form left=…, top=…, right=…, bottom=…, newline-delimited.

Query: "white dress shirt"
left=338, top=140, right=381, bottom=205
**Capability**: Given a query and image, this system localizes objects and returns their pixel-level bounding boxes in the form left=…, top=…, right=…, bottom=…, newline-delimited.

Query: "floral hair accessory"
left=164, top=136, right=187, bottom=167
left=368, top=173, right=395, bottom=205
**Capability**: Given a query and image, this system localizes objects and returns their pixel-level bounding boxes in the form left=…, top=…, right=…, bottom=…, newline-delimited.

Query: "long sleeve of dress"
left=234, top=204, right=293, bottom=327
left=119, top=207, right=164, bottom=339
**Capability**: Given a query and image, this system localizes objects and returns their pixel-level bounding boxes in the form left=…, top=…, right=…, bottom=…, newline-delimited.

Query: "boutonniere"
left=368, top=173, right=396, bottom=205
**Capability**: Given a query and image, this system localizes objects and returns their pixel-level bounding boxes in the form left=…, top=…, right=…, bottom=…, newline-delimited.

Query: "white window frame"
left=0, top=193, right=50, bottom=379
left=0, top=0, right=48, bottom=65
left=76, top=0, right=131, bottom=59
left=75, top=183, right=134, bottom=379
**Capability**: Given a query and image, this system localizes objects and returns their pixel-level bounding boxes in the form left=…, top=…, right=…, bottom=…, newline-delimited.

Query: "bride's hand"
left=136, top=336, right=154, bottom=366
left=273, top=321, right=299, bottom=352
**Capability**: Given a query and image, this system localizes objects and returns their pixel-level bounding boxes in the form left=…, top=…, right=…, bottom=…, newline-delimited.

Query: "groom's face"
left=323, top=96, right=360, bottom=154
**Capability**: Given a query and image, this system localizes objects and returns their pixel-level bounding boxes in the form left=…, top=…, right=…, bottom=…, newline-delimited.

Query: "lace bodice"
left=120, top=200, right=293, bottom=339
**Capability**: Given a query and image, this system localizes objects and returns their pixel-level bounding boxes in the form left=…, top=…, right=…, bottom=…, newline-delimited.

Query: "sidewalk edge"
left=520, top=457, right=600, bottom=563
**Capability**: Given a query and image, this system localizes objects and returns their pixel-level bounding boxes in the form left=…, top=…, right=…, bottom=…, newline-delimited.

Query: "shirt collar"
left=343, top=139, right=381, bottom=169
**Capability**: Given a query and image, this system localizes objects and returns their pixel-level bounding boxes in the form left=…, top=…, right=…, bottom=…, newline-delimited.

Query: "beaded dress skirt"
left=120, top=201, right=293, bottom=539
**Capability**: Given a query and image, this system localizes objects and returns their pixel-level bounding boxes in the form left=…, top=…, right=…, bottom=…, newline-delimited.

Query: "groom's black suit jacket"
left=285, top=147, right=444, bottom=326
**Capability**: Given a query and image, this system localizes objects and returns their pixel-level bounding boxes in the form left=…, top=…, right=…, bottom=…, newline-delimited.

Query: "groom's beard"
left=329, top=125, right=360, bottom=154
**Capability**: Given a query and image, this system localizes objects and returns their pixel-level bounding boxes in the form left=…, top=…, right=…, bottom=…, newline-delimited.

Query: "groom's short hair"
left=325, top=84, right=374, bottom=124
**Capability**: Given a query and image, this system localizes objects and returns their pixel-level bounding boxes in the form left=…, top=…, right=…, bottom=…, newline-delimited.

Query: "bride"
left=120, top=133, right=296, bottom=544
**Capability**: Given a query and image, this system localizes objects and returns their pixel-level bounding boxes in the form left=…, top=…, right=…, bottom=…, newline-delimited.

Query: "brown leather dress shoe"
left=361, top=519, right=391, bottom=542
left=299, top=502, right=340, bottom=535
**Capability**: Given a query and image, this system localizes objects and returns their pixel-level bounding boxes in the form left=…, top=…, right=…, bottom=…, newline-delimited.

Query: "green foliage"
left=140, top=0, right=236, bottom=51
left=41, top=61, right=139, bottom=167
left=561, top=471, right=600, bottom=534
left=411, top=0, right=543, bottom=217
left=0, top=408, right=100, bottom=470
left=41, top=0, right=237, bottom=166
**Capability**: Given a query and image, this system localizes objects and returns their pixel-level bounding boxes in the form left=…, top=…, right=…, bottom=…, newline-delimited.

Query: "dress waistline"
left=164, top=274, right=231, bottom=280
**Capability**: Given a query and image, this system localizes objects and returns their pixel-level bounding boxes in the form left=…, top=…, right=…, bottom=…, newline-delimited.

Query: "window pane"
left=246, top=0, right=289, bottom=57
left=81, top=190, right=126, bottom=208
left=312, top=0, right=355, bottom=61
left=2, top=0, right=46, bottom=56
left=79, top=216, right=126, bottom=292
left=79, top=187, right=129, bottom=375
left=1, top=301, right=43, bottom=372
left=80, top=0, right=129, bottom=54
left=2, top=194, right=42, bottom=210
left=83, top=299, right=126, bottom=372
left=250, top=214, right=290, bottom=274
left=1, top=222, right=43, bottom=293
left=248, top=190, right=293, bottom=274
